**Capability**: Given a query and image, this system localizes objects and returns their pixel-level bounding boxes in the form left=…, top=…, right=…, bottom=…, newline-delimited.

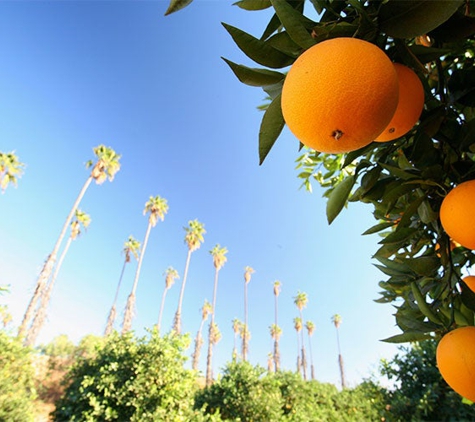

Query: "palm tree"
left=205, top=244, right=228, bottom=386
left=173, top=219, right=206, bottom=334
left=192, top=300, right=212, bottom=371
left=267, top=352, right=274, bottom=372
left=273, top=280, right=281, bottom=371
left=0, top=151, right=25, bottom=193
left=122, top=195, right=168, bottom=334
left=294, top=291, right=308, bottom=380
left=269, top=323, right=282, bottom=372
left=232, top=318, right=242, bottom=361
left=157, top=267, right=179, bottom=332
left=18, top=145, right=120, bottom=339
left=332, top=314, right=346, bottom=389
left=305, top=320, right=316, bottom=380
left=25, top=210, right=91, bottom=346
left=242, top=266, right=254, bottom=362
left=293, top=316, right=303, bottom=376
left=104, top=236, right=140, bottom=336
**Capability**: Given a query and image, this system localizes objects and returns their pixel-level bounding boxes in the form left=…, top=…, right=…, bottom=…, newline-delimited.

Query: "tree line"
left=2, top=146, right=346, bottom=387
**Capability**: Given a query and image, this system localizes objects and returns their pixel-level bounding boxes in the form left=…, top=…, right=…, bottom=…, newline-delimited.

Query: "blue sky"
left=0, top=0, right=401, bottom=387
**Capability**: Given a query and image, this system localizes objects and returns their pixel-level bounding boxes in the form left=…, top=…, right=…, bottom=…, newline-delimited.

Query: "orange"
left=375, top=63, right=425, bottom=142
left=462, top=275, right=475, bottom=293
left=440, top=180, right=475, bottom=249
left=436, top=326, right=475, bottom=402
left=281, top=37, right=399, bottom=154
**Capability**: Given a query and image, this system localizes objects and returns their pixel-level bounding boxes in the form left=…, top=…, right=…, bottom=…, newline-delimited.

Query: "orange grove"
left=281, top=37, right=399, bottom=154
left=375, top=63, right=425, bottom=142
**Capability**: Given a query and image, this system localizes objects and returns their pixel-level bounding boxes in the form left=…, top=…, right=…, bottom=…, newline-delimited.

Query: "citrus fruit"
left=375, top=63, right=425, bottom=142
left=462, top=275, right=475, bottom=293
left=281, top=37, right=399, bottom=154
left=440, top=180, right=475, bottom=249
left=436, top=326, right=475, bottom=402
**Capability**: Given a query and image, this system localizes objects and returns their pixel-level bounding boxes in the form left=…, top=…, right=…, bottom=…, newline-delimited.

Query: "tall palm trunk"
left=308, top=334, right=315, bottom=380
left=192, top=318, right=206, bottom=371
left=205, top=269, right=219, bottom=386
left=104, top=258, right=128, bottom=336
left=336, top=328, right=346, bottom=389
left=157, top=284, right=169, bottom=332
left=274, top=293, right=280, bottom=371
left=173, top=249, right=191, bottom=334
left=299, top=311, right=307, bottom=380
left=122, top=221, right=152, bottom=334
left=242, top=282, right=248, bottom=361
left=296, top=329, right=302, bottom=375
left=25, top=235, right=73, bottom=346
left=18, top=176, right=93, bottom=339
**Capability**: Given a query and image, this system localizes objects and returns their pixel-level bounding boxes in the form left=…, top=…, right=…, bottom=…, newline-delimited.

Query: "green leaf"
left=409, top=45, right=452, bottom=63
left=270, top=0, right=316, bottom=49
left=396, top=313, right=439, bottom=333
left=259, top=94, right=285, bottom=165
left=362, top=222, right=395, bottom=235
left=379, top=163, right=418, bottom=180
left=379, top=227, right=417, bottom=245
left=381, top=331, right=433, bottom=343
left=164, top=0, right=193, bottom=15
left=326, top=175, right=355, bottom=224
left=405, top=256, right=440, bottom=277
left=233, top=0, right=272, bottom=11
left=448, top=69, right=475, bottom=107
left=379, top=0, right=463, bottom=39
left=221, top=58, right=285, bottom=87
left=222, top=23, right=295, bottom=69
left=374, top=256, right=411, bottom=274
left=411, top=282, right=443, bottom=325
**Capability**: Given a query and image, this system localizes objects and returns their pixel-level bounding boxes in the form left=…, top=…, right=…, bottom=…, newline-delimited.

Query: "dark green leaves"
left=234, top=0, right=272, bottom=11
left=379, top=0, right=463, bottom=38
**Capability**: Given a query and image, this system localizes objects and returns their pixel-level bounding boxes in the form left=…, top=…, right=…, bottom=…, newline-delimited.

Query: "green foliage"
left=0, top=331, right=37, bottom=422
left=380, top=340, right=475, bottom=421
left=195, top=362, right=389, bottom=421
left=53, top=331, right=198, bottom=422
left=195, top=361, right=283, bottom=421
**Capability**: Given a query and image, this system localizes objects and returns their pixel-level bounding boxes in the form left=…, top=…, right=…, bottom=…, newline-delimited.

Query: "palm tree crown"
left=210, top=244, right=228, bottom=270
left=185, top=219, right=206, bottom=252
left=123, top=235, right=141, bottom=263
left=86, top=144, right=121, bottom=185
left=144, top=195, right=169, bottom=227
left=0, top=151, right=25, bottom=192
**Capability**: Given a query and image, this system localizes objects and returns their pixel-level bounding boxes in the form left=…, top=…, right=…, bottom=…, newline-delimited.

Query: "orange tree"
left=165, top=1, right=475, bottom=344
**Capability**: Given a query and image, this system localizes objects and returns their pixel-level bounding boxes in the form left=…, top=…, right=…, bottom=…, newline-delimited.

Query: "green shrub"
left=53, top=330, right=197, bottom=421
left=0, top=331, right=37, bottom=422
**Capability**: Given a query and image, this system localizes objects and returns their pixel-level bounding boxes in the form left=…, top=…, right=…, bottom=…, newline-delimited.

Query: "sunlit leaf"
left=222, top=23, right=295, bottom=69
left=164, top=0, right=193, bottom=15
left=270, top=0, right=316, bottom=49
left=259, top=94, right=285, bottom=165
left=234, top=0, right=272, bottom=11
left=326, top=175, right=355, bottom=224
left=222, top=58, right=285, bottom=87
left=381, top=331, right=433, bottom=343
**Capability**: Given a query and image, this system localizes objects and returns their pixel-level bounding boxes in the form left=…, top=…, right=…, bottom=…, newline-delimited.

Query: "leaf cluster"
left=213, top=0, right=475, bottom=342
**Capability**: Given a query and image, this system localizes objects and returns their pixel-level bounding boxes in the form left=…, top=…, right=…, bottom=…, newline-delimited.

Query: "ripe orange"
left=281, top=37, right=399, bottom=154
left=462, top=275, right=475, bottom=293
left=375, top=63, right=425, bottom=142
left=436, top=326, right=475, bottom=402
left=440, top=180, right=475, bottom=249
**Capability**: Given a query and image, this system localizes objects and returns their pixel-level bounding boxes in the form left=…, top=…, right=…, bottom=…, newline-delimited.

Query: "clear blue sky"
left=0, top=0, right=400, bottom=387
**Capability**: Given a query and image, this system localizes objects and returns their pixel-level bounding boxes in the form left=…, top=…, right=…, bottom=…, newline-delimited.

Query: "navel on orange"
left=436, top=326, right=475, bottom=402
left=281, top=37, right=399, bottom=154
left=375, top=63, right=425, bottom=142
left=440, top=180, right=475, bottom=250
